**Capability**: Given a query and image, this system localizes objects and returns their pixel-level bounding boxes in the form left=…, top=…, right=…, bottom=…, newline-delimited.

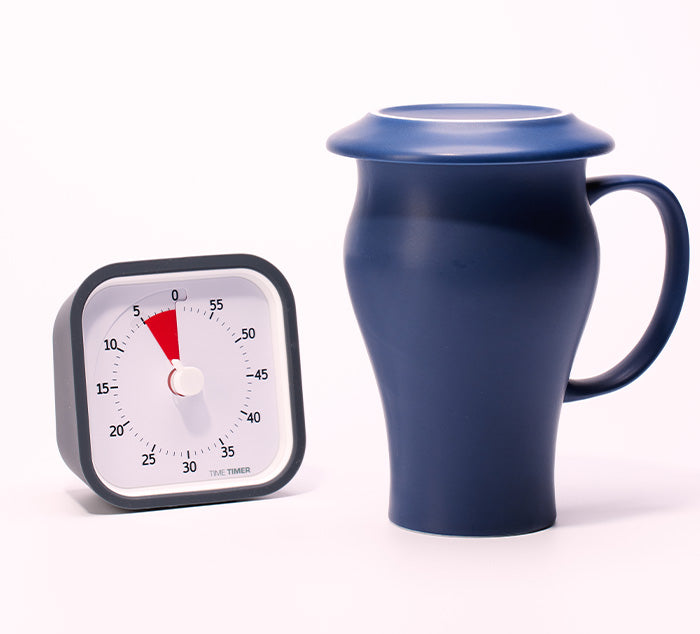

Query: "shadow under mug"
left=328, top=104, right=690, bottom=536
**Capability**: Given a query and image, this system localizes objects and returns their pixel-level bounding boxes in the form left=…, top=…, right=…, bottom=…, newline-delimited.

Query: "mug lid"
left=327, top=104, right=614, bottom=164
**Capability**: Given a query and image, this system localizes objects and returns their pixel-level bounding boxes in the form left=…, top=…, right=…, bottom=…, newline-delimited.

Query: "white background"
left=0, top=1, right=698, bottom=632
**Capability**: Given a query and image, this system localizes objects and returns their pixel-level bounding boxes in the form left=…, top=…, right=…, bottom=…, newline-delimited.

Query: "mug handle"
left=565, top=175, right=690, bottom=402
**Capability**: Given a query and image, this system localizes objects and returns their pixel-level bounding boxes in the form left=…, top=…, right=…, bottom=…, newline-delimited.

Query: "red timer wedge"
left=145, top=310, right=181, bottom=363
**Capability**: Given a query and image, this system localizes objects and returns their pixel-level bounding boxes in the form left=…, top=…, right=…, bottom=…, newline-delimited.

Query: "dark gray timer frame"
left=53, top=254, right=306, bottom=510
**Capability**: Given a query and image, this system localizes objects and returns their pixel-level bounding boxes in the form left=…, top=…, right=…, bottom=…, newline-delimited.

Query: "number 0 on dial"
left=53, top=255, right=305, bottom=509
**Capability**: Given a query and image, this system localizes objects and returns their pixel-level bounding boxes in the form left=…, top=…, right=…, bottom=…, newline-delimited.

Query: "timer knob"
left=168, top=360, right=205, bottom=397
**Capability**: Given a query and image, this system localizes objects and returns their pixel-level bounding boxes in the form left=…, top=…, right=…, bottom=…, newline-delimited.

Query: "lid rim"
left=327, top=103, right=615, bottom=165
left=373, top=102, right=567, bottom=123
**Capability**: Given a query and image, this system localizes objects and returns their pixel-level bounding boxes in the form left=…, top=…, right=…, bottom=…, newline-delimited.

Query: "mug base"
left=389, top=513, right=557, bottom=538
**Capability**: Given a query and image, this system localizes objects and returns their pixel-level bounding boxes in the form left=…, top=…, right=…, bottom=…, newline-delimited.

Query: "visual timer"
left=53, top=255, right=305, bottom=510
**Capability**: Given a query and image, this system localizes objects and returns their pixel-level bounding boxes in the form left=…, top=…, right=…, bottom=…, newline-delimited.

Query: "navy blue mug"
left=328, top=104, right=689, bottom=536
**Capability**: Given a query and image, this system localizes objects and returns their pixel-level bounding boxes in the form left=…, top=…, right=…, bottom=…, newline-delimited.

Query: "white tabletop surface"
left=1, top=1, right=698, bottom=632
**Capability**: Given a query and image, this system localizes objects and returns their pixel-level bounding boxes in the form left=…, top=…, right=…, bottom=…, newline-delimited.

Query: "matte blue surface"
left=344, top=161, right=595, bottom=535
left=330, top=105, right=689, bottom=536
left=327, top=104, right=615, bottom=164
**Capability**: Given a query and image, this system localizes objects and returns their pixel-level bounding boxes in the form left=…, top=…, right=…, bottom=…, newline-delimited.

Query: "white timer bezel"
left=82, top=267, right=296, bottom=499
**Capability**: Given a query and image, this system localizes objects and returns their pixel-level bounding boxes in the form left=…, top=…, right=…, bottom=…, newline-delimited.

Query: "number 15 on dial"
left=53, top=255, right=305, bottom=509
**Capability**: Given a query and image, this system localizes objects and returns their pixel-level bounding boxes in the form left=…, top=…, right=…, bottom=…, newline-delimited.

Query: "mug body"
left=344, top=160, right=598, bottom=535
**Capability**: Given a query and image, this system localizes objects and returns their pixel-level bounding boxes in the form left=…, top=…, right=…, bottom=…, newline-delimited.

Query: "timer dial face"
left=81, top=267, right=295, bottom=499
